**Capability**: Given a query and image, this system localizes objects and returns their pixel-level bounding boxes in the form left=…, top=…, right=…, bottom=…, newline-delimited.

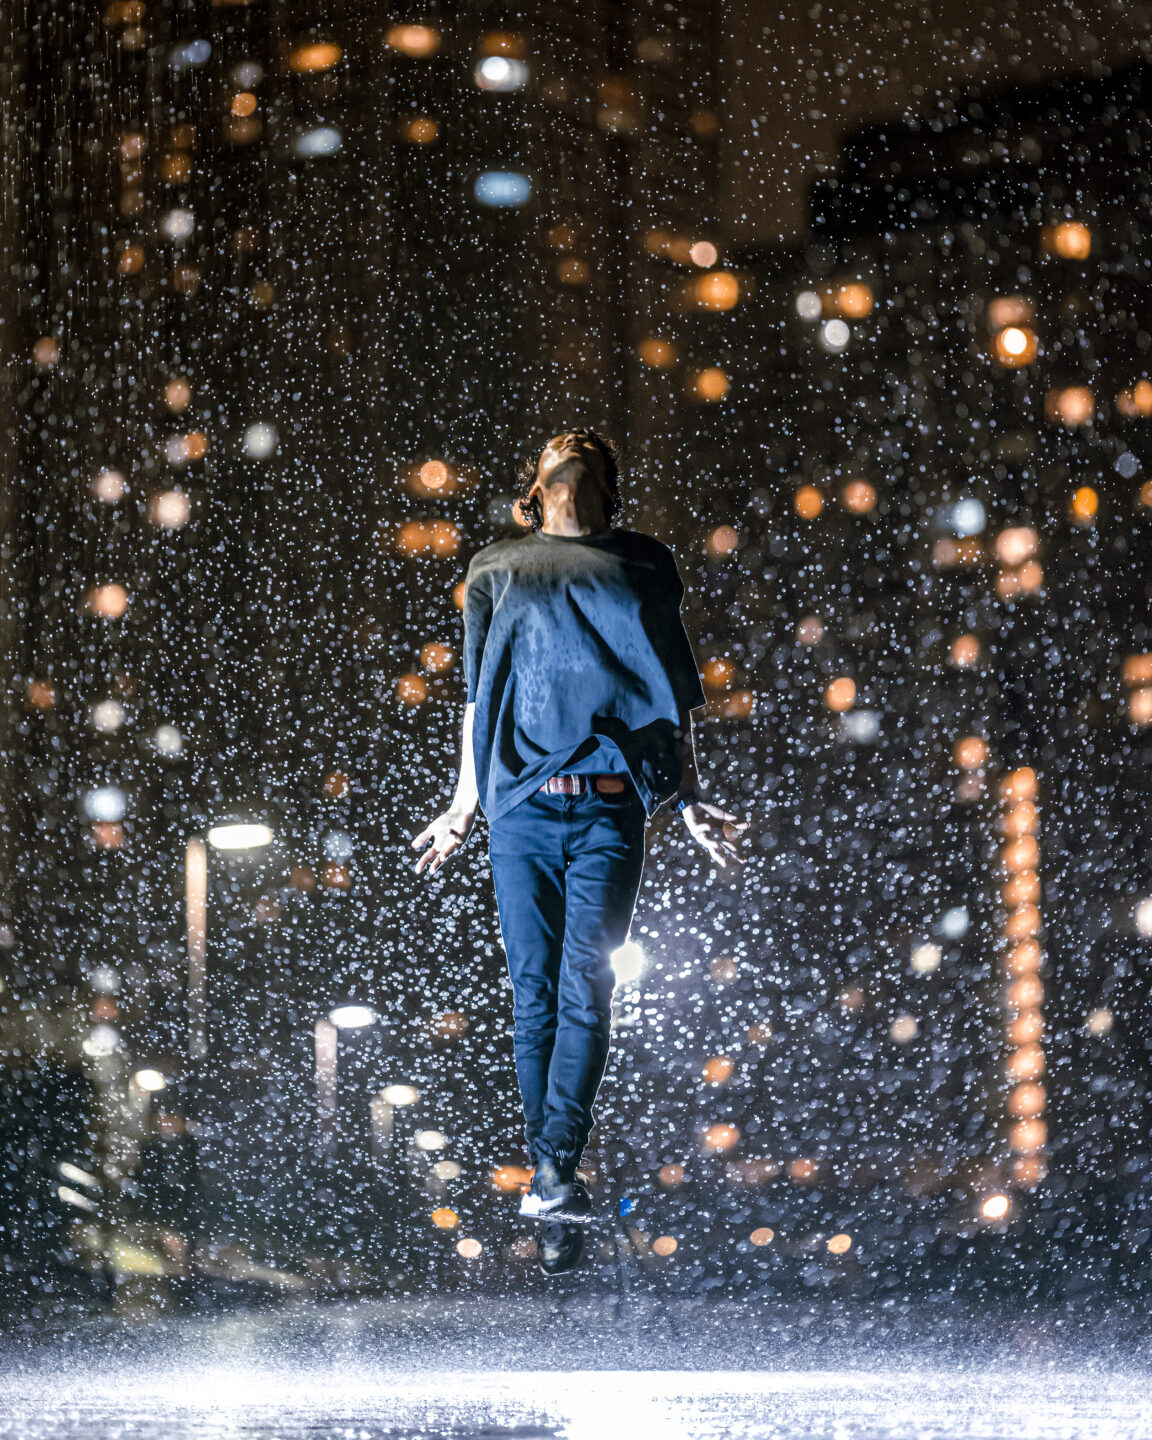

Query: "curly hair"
left=514, top=428, right=623, bottom=532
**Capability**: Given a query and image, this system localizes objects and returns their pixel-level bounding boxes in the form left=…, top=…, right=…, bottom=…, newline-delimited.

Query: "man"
left=412, top=429, right=748, bottom=1275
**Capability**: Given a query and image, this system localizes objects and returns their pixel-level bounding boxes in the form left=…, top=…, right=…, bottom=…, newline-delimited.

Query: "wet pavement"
left=1, top=1297, right=1149, bottom=1438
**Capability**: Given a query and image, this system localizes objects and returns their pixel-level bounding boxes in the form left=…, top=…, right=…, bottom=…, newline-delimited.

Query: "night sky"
left=721, top=0, right=1152, bottom=243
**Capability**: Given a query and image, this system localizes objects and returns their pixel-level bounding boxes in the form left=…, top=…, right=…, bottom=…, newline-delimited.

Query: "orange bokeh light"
left=690, top=271, right=740, bottom=310
left=385, top=24, right=440, bottom=56
left=690, top=367, right=729, bottom=401
left=794, top=485, right=824, bottom=519
left=638, top=337, right=677, bottom=368
left=1045, top=386, right=1094, bottom=426
left=289, top=41, right=341, bottom=72
left=1043, top=221, right=1091, bottom=259
left=841, top=479, right=876, bottom=513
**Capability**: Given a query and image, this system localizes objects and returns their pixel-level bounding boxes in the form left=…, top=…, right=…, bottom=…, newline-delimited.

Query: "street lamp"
left=314, top=1004, right=380, bottom=1151
left=185, top=821, right=273, bottom=1059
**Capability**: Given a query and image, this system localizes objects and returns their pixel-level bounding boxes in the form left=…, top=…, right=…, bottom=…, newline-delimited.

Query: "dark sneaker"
left=550, top=1176, right=592, bottom=1223
left=519, top=1155, right=573, bottom=1218
left=537, top=1219, right=584, bottom=1276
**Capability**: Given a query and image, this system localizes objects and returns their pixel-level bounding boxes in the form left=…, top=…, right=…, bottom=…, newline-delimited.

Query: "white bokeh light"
left=243, top=422, right=278, bottom=457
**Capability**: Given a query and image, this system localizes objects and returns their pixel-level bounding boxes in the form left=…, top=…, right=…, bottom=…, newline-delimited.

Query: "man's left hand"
left=681, top=802, right=749, bottom=869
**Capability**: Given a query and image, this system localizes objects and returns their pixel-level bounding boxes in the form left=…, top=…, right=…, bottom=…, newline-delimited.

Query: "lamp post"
left=314, top=1003, right=378, bottom=1154
left=184, top=822, right=273, bottom=1059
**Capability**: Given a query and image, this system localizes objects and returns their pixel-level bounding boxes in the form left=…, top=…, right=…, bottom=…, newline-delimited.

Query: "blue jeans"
left=488, top=778, right=648, bottom=1181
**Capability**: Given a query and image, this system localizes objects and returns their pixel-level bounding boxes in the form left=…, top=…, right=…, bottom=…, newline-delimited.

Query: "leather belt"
left=540, top=773, right=628, bottom=795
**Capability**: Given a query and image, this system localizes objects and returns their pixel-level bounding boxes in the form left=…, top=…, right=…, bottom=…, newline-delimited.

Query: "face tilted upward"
left=528, top=432, right=611, bottom=527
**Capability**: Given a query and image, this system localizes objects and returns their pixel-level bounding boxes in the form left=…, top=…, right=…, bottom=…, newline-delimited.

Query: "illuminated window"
left=93, top=469, right=127, bottom=502
left=702, top=657, right=735, bottom=691
left=987, top=296, right=1033, bottom=329
left=819, top=319, right=850, bottom=352
left=1117, top=380, right=1152, bottom=417
left=638, top=337, right=677, bottom=368
left=430, top=1208, right=458, bottom=1229
left=1069, top=486, right=1098, bottom=524
left=26, top=680, right=54, bottom=710
left=950, top=634, right=980, bottom=667
left=149, top=490, right=190, bottom=528
left=702, top=1056, right=733, bottom=1085
left=652, top=1235, right=678, bottom=1256
left=401, top=115, right=438, bottom=144
left=231, top=92, right=257, bottom=117
left=796, top=615, right=824, bottom=644
left=385, top=24, right=440, bottom=57
left=243, top=423, right=277, bottom=457
left=475, top=56, right=528, bottom=90
left=119, top=244, right=145, bottom=275
left=479, top=31, right=527, bottom=57
left=992, top=325, right=1038, bottom=366
left=794, top=485, right=823, bottom=519
left=706, top=525, right=738, bottom=557
left=840, top=479, right=876, bottom=513
left=687, top=271, right=739, bottom=310
left=166, top=431, right=208, bottom=464
left=954, top=736, right=987, bottom=770
left=473, top=171, right=531, bottom=207
left=394, top=520, right=460, bottom=557
left=688, top=367, right=728, bottom=401
left=1045, top=386, right=1094, bottom=426
left=557, top=257, right=589, bottom=285
left=823, top=281, right=872, bottom=318
left=645, top=229, right=693, bottom=264
left=824, top=677, right=856, bottom=712
left=87, top=584, right=129, bottom=618
left=1042, top=221, right=1092, bottom=259
left=702, top=1123, right=740, bottom=1152
left=165, top=378, right=192, bottom=411
left=289, top=42, right=341, bottom=73
left=409, top=459, right=458, bottom=495
left=422, top=642, right=454, bottom=673
left=296, top=127, right=341, bottom=157
left=995, top=527, right=1038, bottom=566
left=33, top=337, right=58, bottom=366
left=690, top=241, right=718, bottom=268
left=162, top=152, right=192, bottom=183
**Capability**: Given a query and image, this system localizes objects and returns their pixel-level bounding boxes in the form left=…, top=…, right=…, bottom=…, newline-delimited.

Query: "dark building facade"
left=5, top=0, right=728, bottom=1294
left=674, top=58, right=1152, bottom=1271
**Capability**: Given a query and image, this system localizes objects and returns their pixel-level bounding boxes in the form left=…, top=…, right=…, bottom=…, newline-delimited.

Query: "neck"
left=540, top=497, right=609, bottom=537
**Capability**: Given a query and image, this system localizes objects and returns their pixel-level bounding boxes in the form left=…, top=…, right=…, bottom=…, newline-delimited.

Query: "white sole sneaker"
left=519, top=1188, right=572, bottom=1218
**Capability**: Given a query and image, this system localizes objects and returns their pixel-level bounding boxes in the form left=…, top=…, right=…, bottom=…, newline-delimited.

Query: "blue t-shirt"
left=462, top=527, right=708, bottom=821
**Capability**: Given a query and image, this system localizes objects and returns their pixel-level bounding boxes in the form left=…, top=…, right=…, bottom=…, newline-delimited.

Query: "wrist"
left=674, top=787, right=702, bottom=813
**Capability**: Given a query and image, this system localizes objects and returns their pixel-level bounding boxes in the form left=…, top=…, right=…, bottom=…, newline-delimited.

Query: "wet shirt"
left=462, top=527, right=708, bottom=822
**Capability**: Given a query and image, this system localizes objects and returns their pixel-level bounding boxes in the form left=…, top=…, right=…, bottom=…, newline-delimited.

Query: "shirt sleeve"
left=462, top=560, right=493, bottom=704
left=653, top=545, right=708, bottom=713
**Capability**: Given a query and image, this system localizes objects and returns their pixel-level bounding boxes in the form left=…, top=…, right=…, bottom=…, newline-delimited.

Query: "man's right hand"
left=411, top=808, right=476, bottom=876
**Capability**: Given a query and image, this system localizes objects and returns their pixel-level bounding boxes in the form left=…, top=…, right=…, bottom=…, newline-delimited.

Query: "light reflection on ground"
left=2, top=1365, right=1152, bottom=1439
left=1, top=1301, right=1151, bottom=1439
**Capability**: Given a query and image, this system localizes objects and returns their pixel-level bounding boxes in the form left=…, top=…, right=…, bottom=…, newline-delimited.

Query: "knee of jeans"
left=512, top=998, right=558, bottom=1037
left=558, top=974, right=614, bottom=1029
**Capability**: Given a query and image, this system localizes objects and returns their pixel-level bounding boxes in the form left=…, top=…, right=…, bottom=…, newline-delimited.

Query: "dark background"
left=721, top=0, right=1152, bottom=240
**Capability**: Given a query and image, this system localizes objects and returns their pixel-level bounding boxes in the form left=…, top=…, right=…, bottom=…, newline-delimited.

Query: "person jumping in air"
left=412, top=429, right=749, bottom=1275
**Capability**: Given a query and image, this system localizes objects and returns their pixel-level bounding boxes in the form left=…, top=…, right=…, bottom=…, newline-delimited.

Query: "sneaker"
left=519, top=1155, right=573, bottom=1218
left=537, top=1219, right=584, bottom=1276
